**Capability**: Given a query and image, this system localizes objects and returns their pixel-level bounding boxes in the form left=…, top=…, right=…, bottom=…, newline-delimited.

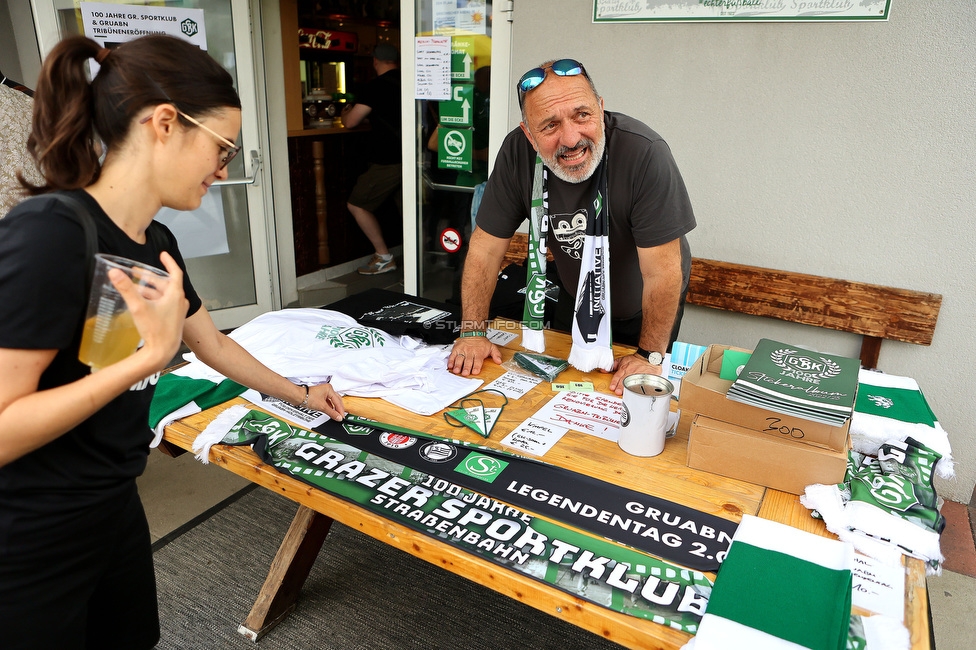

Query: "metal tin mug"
left=618, top=374, right=677, bottom=457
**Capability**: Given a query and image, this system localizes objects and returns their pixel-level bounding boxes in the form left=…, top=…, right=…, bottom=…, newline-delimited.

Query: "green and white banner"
left=593, top=0, right=891, bottom=23
left=207, top=409, right=713, bottom=633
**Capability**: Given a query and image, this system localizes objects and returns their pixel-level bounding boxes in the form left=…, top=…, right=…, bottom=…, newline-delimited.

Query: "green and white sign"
left=438, top=84, right=474, bottom=127
left=437, top=128, right=473, bottom=172
left=450, top=36, right=476, bottom=81
left=593, top=0, right=891, bottom=22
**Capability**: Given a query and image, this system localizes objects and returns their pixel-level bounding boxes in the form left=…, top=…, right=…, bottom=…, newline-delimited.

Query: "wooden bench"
left=500, top=232, right=942, bottom=369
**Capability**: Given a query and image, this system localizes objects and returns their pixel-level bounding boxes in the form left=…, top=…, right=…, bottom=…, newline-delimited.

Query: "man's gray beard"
left=541, top=132, right=606, bottom=184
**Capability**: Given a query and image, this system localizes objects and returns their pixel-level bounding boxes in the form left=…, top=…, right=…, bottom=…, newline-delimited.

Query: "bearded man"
left=447, top=59, right=696, bottom=395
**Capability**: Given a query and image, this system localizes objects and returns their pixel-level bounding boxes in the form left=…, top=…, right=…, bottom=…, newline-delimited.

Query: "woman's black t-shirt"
left=0, top=190, right=202, bottom=510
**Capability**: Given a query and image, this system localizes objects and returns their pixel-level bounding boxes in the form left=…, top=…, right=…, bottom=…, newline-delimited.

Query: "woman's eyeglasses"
left=516, top=59, right=588, bottom=108
left=140, top=109, right=241, bottom=170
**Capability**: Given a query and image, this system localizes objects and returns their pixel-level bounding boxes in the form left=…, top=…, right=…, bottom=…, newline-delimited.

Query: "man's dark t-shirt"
left=476, top=111, right=696, bottom=320
left=357, top=69, right=401, bottom=165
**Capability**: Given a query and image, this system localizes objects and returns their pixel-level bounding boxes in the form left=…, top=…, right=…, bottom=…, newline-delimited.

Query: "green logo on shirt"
left=315, top=325, right=386, bottom=348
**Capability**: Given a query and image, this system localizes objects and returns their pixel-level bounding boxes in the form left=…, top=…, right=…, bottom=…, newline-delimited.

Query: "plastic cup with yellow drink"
left=78, top=254, right=170, bottom=370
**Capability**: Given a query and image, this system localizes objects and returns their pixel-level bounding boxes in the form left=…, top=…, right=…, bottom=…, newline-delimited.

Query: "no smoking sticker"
left=440, top=227, right=462, bottom=253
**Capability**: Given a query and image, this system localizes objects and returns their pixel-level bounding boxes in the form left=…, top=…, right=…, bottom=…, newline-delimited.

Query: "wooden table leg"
left=155, top=439, right=187, bottom=458
left=237, top=505, right=333, bottom=641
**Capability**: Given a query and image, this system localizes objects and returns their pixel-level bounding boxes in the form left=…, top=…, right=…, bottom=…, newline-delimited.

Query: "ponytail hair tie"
left=95, top=47, right=111, bottom=64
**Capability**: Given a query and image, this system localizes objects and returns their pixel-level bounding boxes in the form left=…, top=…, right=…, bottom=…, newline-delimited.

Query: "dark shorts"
left=348, top=163, right=403, bottom=213
left=0, top=481, right=160, bottom=650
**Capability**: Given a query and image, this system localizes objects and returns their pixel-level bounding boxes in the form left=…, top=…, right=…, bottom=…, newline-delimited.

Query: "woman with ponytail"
left=0, top=35, right=344, bottom=649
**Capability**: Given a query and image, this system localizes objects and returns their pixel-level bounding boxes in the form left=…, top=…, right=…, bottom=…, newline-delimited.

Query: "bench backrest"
left=500, top=232, right=942, bottom=369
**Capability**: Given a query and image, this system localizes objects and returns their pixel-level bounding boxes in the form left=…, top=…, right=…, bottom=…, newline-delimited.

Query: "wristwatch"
left=635, top=347, right=664, bottom=366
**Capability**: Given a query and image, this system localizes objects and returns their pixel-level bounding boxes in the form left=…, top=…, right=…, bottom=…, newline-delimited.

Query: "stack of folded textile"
left=801, top=438, right=945, bottom=573
left=684, top=515, right=910, bottom=650
left=686, top=514, right=854, bottom=650
left=850, top=369, right=953, bottom=479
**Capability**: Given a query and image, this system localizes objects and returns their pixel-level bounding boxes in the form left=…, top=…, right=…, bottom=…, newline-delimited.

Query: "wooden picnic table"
left=161, top=321, right=930, bottom=649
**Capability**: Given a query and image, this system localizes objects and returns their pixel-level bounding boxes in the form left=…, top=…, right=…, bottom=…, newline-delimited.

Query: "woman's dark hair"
left=22, top=34, right=241, bottom=193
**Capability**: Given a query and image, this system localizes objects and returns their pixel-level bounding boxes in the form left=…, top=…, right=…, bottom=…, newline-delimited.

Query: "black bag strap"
left=25, top=193, right=172, bottom=305
left=24, top=192, right=100, bottom=298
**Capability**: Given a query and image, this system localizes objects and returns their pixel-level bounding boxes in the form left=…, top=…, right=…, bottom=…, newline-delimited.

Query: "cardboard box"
left=677, top=344, right=850, bottom=451
left=688, top=415, right=848, bottom=495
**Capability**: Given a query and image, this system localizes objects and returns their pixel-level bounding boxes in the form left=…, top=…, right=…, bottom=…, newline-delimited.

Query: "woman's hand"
left=109, top=251, right=188, bottom=372
left=308, top=383, right=346, bottom=421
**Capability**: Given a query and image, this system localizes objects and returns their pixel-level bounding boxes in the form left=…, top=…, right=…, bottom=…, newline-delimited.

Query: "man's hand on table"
left=309, top=383, right=346, bottom=420
left=448, top=336, right=501, bottom=376
left=607, top=354, right=663, bottom=396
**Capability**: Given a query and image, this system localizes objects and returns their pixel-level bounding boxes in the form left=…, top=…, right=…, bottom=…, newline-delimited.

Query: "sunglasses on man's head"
left=517, top=59, right=588, bottom=108
left=139, top=109, right=241, bottom=170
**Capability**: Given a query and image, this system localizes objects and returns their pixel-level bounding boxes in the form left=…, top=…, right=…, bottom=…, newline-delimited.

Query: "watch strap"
left=635, top=347, right=664, bottom=365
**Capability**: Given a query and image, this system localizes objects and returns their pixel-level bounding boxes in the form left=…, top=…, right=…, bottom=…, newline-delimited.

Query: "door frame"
left=28, top=0, right=280, bottom=331
left=257, top=0, right=300, bottom=309
left=399, top=0, right=515, bottom=297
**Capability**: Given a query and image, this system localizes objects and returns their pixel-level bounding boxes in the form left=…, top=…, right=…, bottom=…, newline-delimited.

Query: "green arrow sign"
left=439, top=84, right=474, bottom=127
left=450, top=36, right=475, bottom=82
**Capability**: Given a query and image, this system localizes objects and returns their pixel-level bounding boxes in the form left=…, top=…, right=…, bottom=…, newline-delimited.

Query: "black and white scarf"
left=522, top=155, right=613, bottom=371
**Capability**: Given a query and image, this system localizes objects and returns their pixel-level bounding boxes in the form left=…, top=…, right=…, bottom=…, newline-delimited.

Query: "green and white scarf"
left=850, top=369, right=953, bottom=479
left=522, top=155, right=614, bottom=372
left=689, top=514, right=854, bottom=650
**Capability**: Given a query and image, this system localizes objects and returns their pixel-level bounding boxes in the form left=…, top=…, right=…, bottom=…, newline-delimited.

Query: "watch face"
left=647, top=351, right=664, bottom=365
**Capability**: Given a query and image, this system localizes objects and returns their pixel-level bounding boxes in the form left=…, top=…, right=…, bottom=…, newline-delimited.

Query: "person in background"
left=342, top=43, right=402, bottom=275
left=0, top=34, right=345, bottom=650
left=447, top=59, right=696, bottom=395
left=0, top=70, right=44, bottom=218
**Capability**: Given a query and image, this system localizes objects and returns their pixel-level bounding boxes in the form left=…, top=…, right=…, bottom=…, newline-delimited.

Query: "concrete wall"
left=510, top=1, right=975, bottom=503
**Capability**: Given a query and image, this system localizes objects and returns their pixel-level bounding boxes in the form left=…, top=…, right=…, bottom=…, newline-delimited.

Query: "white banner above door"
left=593, top=0, right=891, bottom=23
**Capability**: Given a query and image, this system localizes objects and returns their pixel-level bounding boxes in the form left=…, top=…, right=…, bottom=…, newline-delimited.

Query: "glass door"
left=402, top=0, right=513, bottom=302
left=30, top=0, right=275, bottom=330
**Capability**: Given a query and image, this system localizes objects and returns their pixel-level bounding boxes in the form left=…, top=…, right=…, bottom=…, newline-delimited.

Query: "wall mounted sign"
left=593, top=1, right=891, bottom=23
left=81, top=2, right=207, bottom=49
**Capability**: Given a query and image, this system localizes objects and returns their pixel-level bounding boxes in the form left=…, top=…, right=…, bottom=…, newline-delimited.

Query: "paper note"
left=531, top=391, right=623, bottom=441
left=484, top=371, right=542, bottom=399
left=552, top=381, right=594, bottom=392
left=851, top=553, right=905, bottom=622
left=500, top=418, right=568, bottom=456
left=486, top=327, right=518, bottom=347
left=414, top=36, right=451, bottom=100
